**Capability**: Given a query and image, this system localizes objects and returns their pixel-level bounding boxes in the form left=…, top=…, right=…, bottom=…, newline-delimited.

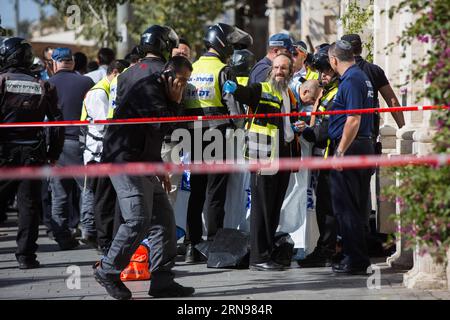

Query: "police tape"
left=0, top=154, right=448, bottom=180
left=0, top=105, right=448, bottom=128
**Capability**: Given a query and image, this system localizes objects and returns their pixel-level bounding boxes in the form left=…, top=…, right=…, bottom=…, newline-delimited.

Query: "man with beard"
left=224, top=54, right=297, bottom=271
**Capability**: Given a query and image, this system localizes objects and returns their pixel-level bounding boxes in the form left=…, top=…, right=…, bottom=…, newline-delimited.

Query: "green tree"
left=340, top=0, right=374, bottom=62
left=44, top=0, right=128, bottom=47
left=43, top=0, right=228, bottom=53
left=130, top=0, right=228, bottom=55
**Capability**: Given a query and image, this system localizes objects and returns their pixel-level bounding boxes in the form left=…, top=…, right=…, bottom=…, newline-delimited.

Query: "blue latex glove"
left=223, top=80, right=238, bottom=94
left=291, top=124, right=300, bottom=133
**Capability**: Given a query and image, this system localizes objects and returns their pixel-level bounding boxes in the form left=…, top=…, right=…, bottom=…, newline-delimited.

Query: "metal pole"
left=14, top=0, right=20, bottom=37
left=116, top=1, right=131, bottom=59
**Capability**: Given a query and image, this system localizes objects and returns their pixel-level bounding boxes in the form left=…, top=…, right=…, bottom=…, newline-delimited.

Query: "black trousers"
left=185, top=127, right=229, bottom=245
left=40, top=178, right=52, bottom=231
left=249, top=170, right=291, bottom=264
left=185, top=173, right=228, bottom=245
left=329, top=138, right=374, bottom=267
left=93, top=176, right=122, bottom=250
left=315, top=169, right=337, bottom=252
left=0, top=142, right=46, bottom=263
left=249, top=140, right=291, bottom=264
left=0, top=184, right=16, bottom=222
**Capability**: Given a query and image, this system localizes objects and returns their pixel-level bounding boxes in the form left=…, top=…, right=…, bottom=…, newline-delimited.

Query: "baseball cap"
left=336, top=39, right=353, bottom=51
left=294, top=40, right=308, bottom=54
left=341, top=34, right=362, bottom=51
left=51, top=47, right=73, bottom=62
left=268, top=33, right=294, bottom=52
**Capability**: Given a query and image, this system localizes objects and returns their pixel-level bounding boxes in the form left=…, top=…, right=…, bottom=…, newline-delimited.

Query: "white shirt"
left=82, top=81, right=110, bottom=163
left=281, top=90, right=294, bottom=143
left=85, top=65, right=108, bottom=84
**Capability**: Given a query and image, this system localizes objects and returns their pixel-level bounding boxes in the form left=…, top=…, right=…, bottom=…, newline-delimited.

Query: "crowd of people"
left=0, top=22, right=405, bottom=300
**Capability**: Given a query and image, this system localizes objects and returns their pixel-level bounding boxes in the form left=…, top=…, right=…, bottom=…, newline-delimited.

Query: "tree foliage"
left=43, top=0, right=127, bottom=47
left=340, top=0, right=374, bottom=62
left=44, top=0, right=228, bottom=54
left=131, top=0, right=228, bottom=55
left=383, top=0, right=450, bottom=264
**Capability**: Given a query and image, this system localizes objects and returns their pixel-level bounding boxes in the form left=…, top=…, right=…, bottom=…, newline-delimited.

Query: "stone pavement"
left=1, top=212, right=449, bottom=301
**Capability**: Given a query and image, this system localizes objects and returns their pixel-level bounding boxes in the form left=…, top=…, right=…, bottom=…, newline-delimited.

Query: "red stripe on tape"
left=0, top=105, right=448, bottom=128
left=0, top=154, right=448, bottom=180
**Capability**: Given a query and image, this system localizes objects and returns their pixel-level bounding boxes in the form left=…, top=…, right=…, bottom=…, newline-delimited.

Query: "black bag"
left=271, top=232, right=294, bottom=266
left=204, top=228, right=250, bottom=269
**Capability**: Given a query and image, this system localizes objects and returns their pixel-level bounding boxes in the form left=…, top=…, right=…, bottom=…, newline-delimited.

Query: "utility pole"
left=116, top=1, right=131, bottom=59
left=14, top=0, right=20, bottom=37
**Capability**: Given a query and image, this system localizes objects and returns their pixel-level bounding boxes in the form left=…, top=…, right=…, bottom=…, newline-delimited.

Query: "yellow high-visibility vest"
left=81, top=76, right=110, bottom=121
left=236, top=76, right=249, bottom=86
left=245, top=82, right=283, bottom=160
left=305, top=67, right=319, bottom=81
left=184, top=56, right=227, bottom=115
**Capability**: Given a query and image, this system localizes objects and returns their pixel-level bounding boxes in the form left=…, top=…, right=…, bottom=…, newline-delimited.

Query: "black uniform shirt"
left=0, top=68, right=65, bottom=160
left=355, top=56, right=389, bottom=107
left=101, top=73, right=182, bottom=164
left=115, top=56, right=165, bottom=109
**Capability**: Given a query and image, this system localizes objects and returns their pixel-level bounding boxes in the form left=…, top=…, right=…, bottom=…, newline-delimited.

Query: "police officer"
left=296, top=44, right=340, bottom=267
left=0, top=37, right=64, bottom=269
left=327, top=40, right=374, bottom=275
left=183, top=23, right=251, bottom=263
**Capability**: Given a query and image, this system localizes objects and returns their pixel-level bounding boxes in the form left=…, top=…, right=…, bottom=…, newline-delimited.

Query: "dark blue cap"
left=51, top=47, right=73, bottom=62
left=268, top=33, right=294, bottom=52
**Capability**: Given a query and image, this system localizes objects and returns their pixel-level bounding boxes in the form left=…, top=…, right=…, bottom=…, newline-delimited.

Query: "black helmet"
left=204, top=23, right=252, bottom=59
left=230, top=49, right=255, bottom=76
left=311, top=44, right=331, bottom=72
left=232, top=32, right=253, bottom=50
left=139, top=25, right=179, bottom=59
left=0, top=37, right=34, bottom=70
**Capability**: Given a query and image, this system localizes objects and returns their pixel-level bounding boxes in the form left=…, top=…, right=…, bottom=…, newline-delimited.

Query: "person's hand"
left=163, top=74, right=185, bottom=104
left=333, top=150, right=344, bottom=172
left=223, top=80, right=237, bottom=94
left=158, top=173, right=172, bottom=194
left=293, top=120, right=308, bottom=132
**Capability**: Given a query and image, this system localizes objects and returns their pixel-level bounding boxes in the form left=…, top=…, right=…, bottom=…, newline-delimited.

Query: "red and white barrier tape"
left=0, top=105, right=448, bottom=128
left=0, top=154, right=448, bottom=180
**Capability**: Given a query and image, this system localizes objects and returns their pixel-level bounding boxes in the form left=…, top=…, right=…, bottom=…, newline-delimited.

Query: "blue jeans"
left=50, top=139, right=96, bottom=242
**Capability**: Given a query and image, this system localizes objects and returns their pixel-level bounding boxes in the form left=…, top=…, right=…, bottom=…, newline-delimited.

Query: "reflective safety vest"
left=107, top=66, right=130, bottom=119
left=318, top=82, right=338, bottom=113
left=245, top=82, right=283, bottom=160
left=305, top=67, right=319, bottom=81
left=184, top=56, right=227, bottom=116
left=81, top=76, right=110, bottom=121
left=317, top=81, right=338, bottom=159
left=236, top=76, right=249, bottom=86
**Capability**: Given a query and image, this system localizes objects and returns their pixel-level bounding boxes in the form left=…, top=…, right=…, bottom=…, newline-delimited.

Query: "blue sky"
left=1, top=0, right=55, bottom=28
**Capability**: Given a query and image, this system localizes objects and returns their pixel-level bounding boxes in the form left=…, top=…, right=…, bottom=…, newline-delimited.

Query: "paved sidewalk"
left=1, top=212, right=449, bottom=300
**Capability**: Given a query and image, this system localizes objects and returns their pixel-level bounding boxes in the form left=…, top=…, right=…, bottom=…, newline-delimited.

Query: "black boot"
left=185, top=243, right=203, bottom=263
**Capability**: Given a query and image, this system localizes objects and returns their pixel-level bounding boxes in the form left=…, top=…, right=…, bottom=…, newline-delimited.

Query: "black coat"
left=101, top=73, right=182, bottom=163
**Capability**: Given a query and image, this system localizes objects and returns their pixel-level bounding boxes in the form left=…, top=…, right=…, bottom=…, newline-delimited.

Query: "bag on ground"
left=120, top=244, right=151, bottom=281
